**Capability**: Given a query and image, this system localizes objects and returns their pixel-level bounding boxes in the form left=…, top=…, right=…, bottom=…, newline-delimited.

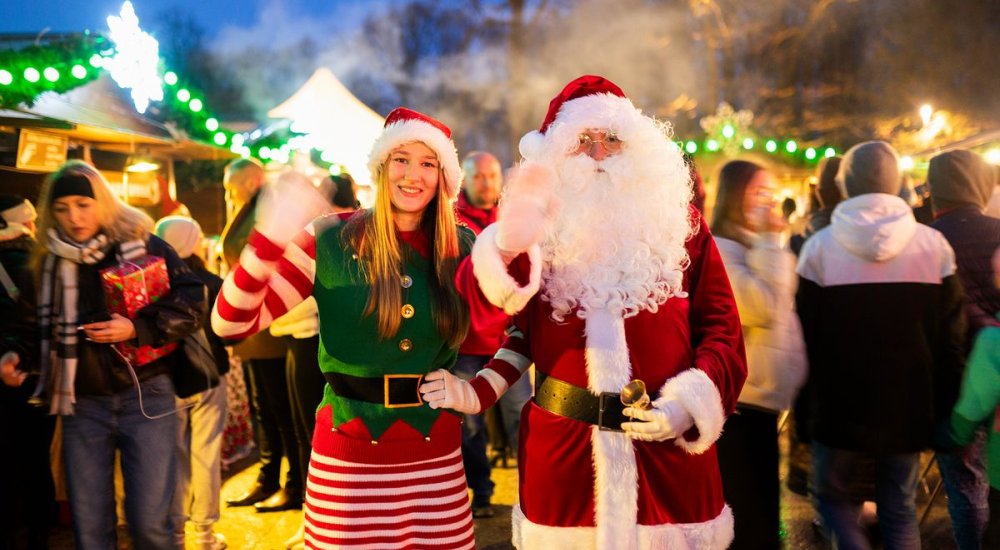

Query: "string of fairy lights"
left=0, top=2, right=841, bottom=170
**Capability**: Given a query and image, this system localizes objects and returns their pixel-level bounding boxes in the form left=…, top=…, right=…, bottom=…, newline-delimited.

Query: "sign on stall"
left=16, top=129, right=68, bottom=172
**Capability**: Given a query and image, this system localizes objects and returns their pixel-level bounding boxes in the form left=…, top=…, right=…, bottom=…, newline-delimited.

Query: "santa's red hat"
left=367, top=107, right=463, bottom=199
left=519, top=75, right=637, bottom=161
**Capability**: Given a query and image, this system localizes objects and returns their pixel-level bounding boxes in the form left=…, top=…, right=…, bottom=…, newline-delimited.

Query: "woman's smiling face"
left=386, top=141, right=440, bottom=220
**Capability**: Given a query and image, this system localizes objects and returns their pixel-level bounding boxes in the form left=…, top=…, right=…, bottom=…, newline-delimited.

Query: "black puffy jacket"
left=69, top=234, right=206, bottom=396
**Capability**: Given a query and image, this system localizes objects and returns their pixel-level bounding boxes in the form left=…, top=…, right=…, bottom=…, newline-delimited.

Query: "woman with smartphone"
left=709, top=160, right=808, bottom=549
left=31, top=161, right=206, bottom=550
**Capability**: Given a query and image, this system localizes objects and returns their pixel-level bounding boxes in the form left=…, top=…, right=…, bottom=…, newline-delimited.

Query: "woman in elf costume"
left=212, top=108, right=478, bottom=549
left=31, top=160, right=207, bottom=549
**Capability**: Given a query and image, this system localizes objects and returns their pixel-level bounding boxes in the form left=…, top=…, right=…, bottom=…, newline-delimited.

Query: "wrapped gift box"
left=99, top=255, right=178, bottom=366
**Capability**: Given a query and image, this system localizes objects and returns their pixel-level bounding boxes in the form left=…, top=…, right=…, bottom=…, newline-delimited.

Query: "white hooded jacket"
left=716, top=232, right=807, bottom=412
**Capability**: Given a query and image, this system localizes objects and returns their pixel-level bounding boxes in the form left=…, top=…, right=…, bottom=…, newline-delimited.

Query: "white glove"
left=495, top=162, right=560, bottom=255
left=256, top=171, right=330, bottom=247
left=621, top=400, right=694, bottom=442
left=419, top=369, right=481, bottom=414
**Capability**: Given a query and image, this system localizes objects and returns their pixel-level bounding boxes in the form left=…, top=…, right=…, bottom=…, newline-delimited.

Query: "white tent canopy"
left=268, top=68, right=384, bottom=186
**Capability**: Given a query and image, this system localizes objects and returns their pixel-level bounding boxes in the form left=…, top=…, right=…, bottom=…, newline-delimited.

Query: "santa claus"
left=420, top=75, right=747, bottom=549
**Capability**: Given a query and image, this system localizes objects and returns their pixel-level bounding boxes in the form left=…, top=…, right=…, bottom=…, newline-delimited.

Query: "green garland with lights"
left=1, top=38, right=842, bottom=167
left=0, top=35, right=106, bottom=108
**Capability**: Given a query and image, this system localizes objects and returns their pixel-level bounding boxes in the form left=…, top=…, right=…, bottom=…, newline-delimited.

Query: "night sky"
left=0, top=0, right=373, bottom=40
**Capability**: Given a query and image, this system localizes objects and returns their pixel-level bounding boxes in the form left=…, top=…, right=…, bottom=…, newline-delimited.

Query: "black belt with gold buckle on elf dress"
left=323, top=372, right=424, bottom=409
left=533, top=372, right=628, bottom=432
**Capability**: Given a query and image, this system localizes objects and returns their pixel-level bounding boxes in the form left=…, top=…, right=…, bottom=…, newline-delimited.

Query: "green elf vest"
left=312, top=220, right=474, bottom=439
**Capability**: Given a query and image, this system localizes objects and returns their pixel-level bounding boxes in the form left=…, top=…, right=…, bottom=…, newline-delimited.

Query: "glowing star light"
left=105, top=2, right=163, bottom=113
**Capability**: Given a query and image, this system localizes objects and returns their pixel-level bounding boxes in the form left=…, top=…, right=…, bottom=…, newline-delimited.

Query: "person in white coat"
left=710, top=159, right=808, bottom=549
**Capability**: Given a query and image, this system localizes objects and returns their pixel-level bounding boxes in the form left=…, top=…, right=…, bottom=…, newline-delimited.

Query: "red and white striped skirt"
left=304, top=412, right=475, bottom=549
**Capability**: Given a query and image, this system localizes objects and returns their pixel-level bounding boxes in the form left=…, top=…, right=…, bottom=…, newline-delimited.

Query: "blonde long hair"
left=33, top=160, right=154, bottom=266
left=343, top=151, right=470, bottom=348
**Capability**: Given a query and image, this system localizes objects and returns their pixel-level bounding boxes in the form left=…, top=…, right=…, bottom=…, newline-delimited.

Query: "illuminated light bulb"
left=71, top=64, right=87, bottom=79
left=685, top=141, right=698, bottom=154
left=785, top=140, right=798, bottom=153
left=259, top=147, right=271, bottom=160
left=919, top=104, right=933, bottom=126
left=231, top=134, right=245, bottom=146
left=899, top=156, right=915, bottom=171
left=213, top=132, right=227, bottom=146
left=320, top=150, right=335, bottom=163
left=177, top=88, right=190, bottom=102
left=805, top=147, right=817, bottom=160
left=824, top=147, right=836, bottom=158
left=0, top=70, right=12, bottom=85
left=89, top=54, right=104, bottom=68
left=163, top=71, right=178, bottom=85
left=765, top=140, right=778, bottom=153
left=205, top=118, right=219, bottom=131
left=43, top=67, right=59, bottom=82
left=24, top=68, right=40, bottom=83
left=188, top=98, right=202, bottom=112
left=329, top=164, right=342, bottom=176
left=250, top=130, right=262, bottom=140
left=742, top=138, right=754, bottom=150
left=722, top=124, right=735, bottom=139
left=985, top=149, right=1000, bottom=165
left=240, top=148, right=251, bottom=159
left=230, top=143, right=241, bottom=153
left=706, top=139, right=720, bottom=152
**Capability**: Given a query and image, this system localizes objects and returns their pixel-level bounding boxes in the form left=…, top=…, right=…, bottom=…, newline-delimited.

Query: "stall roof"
left=268, top=68, right=384, bottom=185
left=6, top=75, right=235, bottom=161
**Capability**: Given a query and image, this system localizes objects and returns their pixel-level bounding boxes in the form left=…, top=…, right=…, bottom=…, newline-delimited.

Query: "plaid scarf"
left=33, top=228, right=145, bottom=415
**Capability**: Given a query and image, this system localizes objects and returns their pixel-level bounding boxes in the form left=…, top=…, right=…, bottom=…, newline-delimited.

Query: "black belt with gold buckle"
left=323, top=372, right=424, bottom=408
left=533, top=372, right=628, bottom=432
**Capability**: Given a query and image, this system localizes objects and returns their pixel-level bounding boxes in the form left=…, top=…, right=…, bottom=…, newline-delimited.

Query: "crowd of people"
left=1, top=73, right=999, bottom=550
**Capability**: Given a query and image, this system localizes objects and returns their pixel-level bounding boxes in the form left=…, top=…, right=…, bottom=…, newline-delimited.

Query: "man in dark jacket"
left=796, top=141, right=966, bottom=548
left=220, top=158, right=301, bottom=511
left=929, top=149, right=1000, bottom=550
left=0, top=195, right=55, bottom=549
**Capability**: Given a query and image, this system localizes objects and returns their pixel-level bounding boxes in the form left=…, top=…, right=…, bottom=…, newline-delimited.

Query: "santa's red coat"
left=468, top=210, right=747, bottom=549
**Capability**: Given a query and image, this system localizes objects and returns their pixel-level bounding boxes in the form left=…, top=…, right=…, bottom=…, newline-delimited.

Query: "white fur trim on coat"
left=471, top=223, right=541, bottom=315
left=511, top=502, right=734, bottom=550
left=366, top=119, right=463, bottom=200
left=584, top=308, right=638, bottom=548
left=655, top=369, right=726, bottom=455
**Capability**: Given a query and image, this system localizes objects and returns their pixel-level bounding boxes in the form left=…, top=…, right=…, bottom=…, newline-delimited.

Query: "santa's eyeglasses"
left=576, top=130, right=624, bottom=154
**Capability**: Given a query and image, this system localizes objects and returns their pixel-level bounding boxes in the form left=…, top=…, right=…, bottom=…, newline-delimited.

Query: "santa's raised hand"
left=494, top=162, right=560, bottom=257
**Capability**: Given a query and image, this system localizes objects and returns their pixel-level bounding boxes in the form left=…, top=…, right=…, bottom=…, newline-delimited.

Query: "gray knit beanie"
left=837, top=141, right=901, bottom=198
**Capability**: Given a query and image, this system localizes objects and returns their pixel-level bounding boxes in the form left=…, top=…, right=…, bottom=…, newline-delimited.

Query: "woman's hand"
left=0, top=352, right=27, bottom=387
left=81, top=313, right=136, bottom=343
left=419, top=369, right=482, bottom=414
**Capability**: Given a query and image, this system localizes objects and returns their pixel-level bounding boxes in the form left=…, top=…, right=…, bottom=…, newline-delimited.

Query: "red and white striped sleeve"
left=212, top=225, right=317, bottom=339
left=467, top=326, right=533, bottom=410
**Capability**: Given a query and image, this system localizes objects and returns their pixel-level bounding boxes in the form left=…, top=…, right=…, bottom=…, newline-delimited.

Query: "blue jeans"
left=937, top=428, right=990, bottom=550
left=62, top=373, right=179, bottom=550
left=812, top=442, right=921, bottom=550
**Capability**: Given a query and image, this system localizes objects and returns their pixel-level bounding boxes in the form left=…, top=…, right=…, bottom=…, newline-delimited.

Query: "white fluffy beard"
left=538, top=138, right=695, bottom=322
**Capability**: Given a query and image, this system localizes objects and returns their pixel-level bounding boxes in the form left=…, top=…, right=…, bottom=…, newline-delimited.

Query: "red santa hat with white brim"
left=367, top=107, right=463, bottom=200
left=518, top=75, right=639, bottom=161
